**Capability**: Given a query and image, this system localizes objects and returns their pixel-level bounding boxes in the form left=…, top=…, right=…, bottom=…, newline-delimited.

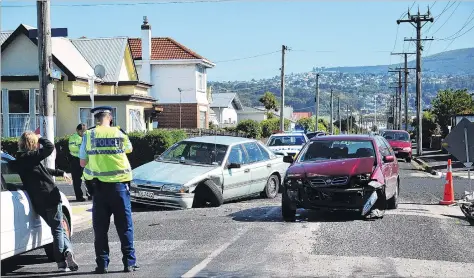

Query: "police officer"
left=68, top=123, right=91, bottom=201
left=78, top=106, right=139, bottom=274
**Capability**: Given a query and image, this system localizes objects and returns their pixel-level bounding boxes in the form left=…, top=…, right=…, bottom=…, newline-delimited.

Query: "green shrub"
left=260, top=118, right=290, bottom=138
left=236, top=120, right=261, bottom=138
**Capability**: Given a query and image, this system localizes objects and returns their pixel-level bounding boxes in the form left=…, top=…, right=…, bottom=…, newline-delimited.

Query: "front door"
left=376, top=137, right=396, bottom=197
left=222, top=144, right=251, bottom=200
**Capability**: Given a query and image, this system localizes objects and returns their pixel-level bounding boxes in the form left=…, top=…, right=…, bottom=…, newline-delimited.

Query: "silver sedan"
left=130, top=136, right=289, bottom=209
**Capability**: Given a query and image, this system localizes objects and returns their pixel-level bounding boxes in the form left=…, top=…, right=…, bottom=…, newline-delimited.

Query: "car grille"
left=137, top=184, right=162, bottom=190
left=309, top=176, right=349, bottom=187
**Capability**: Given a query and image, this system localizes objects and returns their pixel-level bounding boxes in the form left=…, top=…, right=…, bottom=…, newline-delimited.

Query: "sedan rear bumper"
left=130, top=190, right=194, bottom=209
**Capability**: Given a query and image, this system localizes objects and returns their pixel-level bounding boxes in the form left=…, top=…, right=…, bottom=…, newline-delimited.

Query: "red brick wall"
left=158, top=103, right=212, bottom=129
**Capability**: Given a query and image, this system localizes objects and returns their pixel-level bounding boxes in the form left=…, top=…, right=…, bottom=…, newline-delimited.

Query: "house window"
left=196, top=65, right=206, bottom=92
left=8, top=90, right=31, bottom=137
left=129, top=109, right=144, bottom=132
left=80, top=107, right=117, bottom=128
left=199, top=111, right=206, bottom=129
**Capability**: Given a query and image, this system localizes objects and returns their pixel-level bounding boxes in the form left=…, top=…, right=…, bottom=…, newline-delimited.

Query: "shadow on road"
left=1, top=254, right=50, bottom=276
left=228, top=206, right=366, bottom=223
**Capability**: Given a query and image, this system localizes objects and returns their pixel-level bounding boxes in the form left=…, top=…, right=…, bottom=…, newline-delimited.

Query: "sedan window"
left=159, top=141, right=228, bottom=165
left=243, top=142, right=266, bottom=163
left=1, top=160, right=23, bottom=191
left=227, top=144, right=249, bottom=165
left=298, top=140, right=375, bottom=162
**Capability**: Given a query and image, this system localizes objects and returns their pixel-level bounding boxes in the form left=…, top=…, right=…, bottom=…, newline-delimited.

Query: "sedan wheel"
left=262, top=175, right=279, bottom=199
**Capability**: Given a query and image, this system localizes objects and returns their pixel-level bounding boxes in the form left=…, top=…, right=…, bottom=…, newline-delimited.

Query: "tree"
left=296, top=117, right=315, bottom=132
left=431, top=89, right=474, bottom=136
left=371, top=125, right=378, bottom=132
left=259, top=92, right=279, bottom=114
left=236, top=120, right=261, bottom=139
left=411, top=110, right=438, bottom=146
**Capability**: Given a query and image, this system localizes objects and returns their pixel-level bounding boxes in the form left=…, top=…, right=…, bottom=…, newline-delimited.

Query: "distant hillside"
left=318, top=48, right=474, bottom=75
left=209, top=48, right=474, bottom=116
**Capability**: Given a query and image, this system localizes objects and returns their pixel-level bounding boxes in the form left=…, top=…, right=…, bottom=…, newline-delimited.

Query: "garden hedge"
left=1, top=129, right=188, bottom=172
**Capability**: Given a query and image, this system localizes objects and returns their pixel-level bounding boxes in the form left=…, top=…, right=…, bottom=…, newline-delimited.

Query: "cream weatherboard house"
left=128, top=16, right=215, bottom=129
left=1, top=24, right=157, bottom=138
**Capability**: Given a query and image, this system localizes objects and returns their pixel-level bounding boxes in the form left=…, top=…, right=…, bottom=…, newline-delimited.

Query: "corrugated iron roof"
left=71, top=37, right=128, bottom=82
left=51, top=37, right=94, bottom=80
left=0, top=31, right=12, bottom=45
left=210, top=93, right=243, bottom=110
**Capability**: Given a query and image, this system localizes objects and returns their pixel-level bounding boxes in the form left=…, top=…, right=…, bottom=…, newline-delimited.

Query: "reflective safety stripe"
left=86, top=149, right=125, bottom=155
left=84, top=168, right=131, bottom=177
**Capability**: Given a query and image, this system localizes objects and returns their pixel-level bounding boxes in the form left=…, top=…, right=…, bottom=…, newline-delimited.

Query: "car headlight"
left=403, top=147, right=411, bottom=151
left=368, top=180, right=383, bottom=189
left=161, top=184, right=188, bottom=193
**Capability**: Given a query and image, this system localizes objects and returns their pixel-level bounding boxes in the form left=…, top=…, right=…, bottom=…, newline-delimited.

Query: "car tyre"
left=192, top=180, right=224, bottom=208
left=282, top=195, right=296, bottom=222
left=405, top=157, right=412, bottom=163
left=261, top=174, right=279, bottom=199
left=44, top=212, right=71, bottom=262
left=387, top=180, right=399, bottom=209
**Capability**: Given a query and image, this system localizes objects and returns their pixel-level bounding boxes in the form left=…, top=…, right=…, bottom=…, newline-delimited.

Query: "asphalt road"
left=3, top=160, right=474, bottom=277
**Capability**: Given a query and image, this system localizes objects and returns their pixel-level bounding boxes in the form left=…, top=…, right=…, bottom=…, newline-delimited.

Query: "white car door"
left=222, top=144, right=252, bottom=200
left=1, top=180, right=16, bottom=260
left=243, top=142, right=271, bottom=194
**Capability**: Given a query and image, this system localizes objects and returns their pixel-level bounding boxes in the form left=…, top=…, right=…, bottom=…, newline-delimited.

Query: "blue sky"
left=2, top=1, right=474, bottom=81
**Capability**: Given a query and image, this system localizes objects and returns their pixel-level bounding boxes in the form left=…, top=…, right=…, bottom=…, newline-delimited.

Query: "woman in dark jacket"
left=10, top=131, right=79, bottom=272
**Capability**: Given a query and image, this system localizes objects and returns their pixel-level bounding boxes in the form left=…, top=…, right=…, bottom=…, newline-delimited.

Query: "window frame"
left=242, top=142, right=267, bottom=164
left=225, top=144, right=249, bottom=166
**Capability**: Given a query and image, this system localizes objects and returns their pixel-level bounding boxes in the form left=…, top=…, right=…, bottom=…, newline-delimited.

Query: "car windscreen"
left=268, top=135, right=306, bottom=146
left=382, top=131, right=410, bottom=142
left=157, top=141, right=228, bottom=165
left=298, top=140, right=375, bottom=162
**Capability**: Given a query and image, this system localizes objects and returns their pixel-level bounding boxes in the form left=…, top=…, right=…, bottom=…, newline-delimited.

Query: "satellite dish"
left=94, top=64, right=106, bottom=79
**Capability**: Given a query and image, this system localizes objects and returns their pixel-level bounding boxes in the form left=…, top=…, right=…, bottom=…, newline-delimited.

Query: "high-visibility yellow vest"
left=82, top=126, right=133, bottom=183
left=68, top=133, right=82, bottom=158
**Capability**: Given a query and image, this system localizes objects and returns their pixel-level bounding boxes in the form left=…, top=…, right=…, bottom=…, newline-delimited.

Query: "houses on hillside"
left=1, top=17, right=215, bottom=137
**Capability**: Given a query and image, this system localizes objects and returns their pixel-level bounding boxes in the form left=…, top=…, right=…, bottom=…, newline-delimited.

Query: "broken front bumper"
left=284, top=179, right=382, bottom=212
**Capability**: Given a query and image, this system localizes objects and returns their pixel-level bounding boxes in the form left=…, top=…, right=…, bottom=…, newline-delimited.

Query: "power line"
left=213, top=50, right=280, bottom=63
left=435, top=8, right=474, bottom=41
left=3, top=0, right=237, bottom=8
left=426, top=1, right=460, bottom=35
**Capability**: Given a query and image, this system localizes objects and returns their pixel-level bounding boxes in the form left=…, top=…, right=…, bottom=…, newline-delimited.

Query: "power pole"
left=392, top=52, right=416, bottom=131
left=397, top=7, right=433, bottom=156
left=314, top=73, right=320, bottom=131
left=346, top=104, right=350, bottom=134
left=37, top=0, right=55, bottom=169
left=338, top=96, right=341, bottom=133
left=389, top=69, right=403, bottom=130
left=330, top=89, right=334, bottom=135
left=280, top=45, right=288, bottom=132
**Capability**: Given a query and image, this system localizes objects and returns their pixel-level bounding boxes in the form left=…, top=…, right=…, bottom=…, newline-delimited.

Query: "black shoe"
left=94, top=267, right=108, bottom=274
left=124, top=265, right=140, bottom=272
left=77, top=197, right=86, bottom=202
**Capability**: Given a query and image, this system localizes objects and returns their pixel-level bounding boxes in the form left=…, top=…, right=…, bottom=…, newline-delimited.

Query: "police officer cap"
left=91, top=106, right=113, bottom=115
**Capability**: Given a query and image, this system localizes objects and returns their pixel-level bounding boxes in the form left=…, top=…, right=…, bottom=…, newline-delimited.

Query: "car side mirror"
left=283, top=155, right=294, bottom=164
left=383, top=155, right=395, bottom=163
left=227, top=162, right=241, bottom=169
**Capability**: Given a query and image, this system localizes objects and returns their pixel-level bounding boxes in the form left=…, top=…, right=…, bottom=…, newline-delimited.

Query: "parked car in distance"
left=266, top=132, right=309, bottom=157
left=1, top=151, right=73, bottom=263
left=380, top=130, right=412, bottom=162
left=280, top=135, right=400, bottom=222
left=306, top=131, right=326, bottom=140
left=130, top=136, right=290, bottom=209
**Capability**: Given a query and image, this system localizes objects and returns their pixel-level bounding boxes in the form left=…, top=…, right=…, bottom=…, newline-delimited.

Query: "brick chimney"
left=140, top=16, right=151, bottom=84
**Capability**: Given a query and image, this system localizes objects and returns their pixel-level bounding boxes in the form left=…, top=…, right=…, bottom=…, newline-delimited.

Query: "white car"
left=266, top=132, right=309, bottom=157
left=0, top=151, right=73, bottom=263
left=130, top=136, right=290, bottom=209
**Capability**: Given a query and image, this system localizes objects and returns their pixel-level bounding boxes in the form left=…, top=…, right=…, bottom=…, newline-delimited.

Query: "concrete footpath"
left=412, top=148, right=474, bottom=179
left=68, top=199, right=93, bottom=234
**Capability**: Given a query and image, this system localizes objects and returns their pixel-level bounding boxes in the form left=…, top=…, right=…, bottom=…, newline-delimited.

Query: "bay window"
left=129, top=109, right=144, bottom=132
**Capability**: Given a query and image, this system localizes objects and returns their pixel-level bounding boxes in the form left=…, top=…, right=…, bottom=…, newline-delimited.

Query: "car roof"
left=270, top=133, right=306, bottom=137
left=310, top=134, right=376, bottom=141
left=184, top=136, right=255, bottom=145
left=381, top=129, right=409, bottom=134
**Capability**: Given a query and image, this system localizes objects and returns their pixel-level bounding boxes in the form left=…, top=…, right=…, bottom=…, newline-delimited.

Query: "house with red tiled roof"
left=128, top=16, right=215, bottom=129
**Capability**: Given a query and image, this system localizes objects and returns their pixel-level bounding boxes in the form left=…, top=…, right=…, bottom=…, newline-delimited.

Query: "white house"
left=209, top=93, right=243, bottom=127
left=237, top=106, right=269, bottom=123
left=129, top=16, right=215, bottom=129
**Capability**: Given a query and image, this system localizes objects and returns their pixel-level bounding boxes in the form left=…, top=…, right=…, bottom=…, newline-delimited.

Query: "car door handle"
left=244, top=168, right=250, bottom=173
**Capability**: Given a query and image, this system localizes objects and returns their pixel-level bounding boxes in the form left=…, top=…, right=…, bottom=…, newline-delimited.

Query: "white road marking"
left=181, top=227, right=249, bottom=278
left=387, top=203, right=464, bottom=219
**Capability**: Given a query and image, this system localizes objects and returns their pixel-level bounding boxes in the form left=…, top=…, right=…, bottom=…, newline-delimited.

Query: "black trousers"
left=70, top=156, right=89, bottom=199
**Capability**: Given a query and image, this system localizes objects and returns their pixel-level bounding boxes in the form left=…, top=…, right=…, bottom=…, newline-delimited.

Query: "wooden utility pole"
left=346, top=104, right=350, bottom=134
left=314, top=73, right=320, bottom=131
left=338, top=96, right=341, bottom=133
left=37, top=0, right=55, bottom=169
left=280, top=45, right=288, bottom=132
left=389, top=69, right=403, bottom=130
left=330, top=89, right=334, bottom=135
left=397, top=8, right=433, bottom=156
left=392, top=52, right=416, bottom=131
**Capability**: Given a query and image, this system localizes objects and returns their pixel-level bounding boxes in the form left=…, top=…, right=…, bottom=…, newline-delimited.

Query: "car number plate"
left=138, top=191, right=154, bottom=199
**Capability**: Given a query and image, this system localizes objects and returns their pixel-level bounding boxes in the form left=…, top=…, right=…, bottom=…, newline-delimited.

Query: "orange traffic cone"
left=440, top=159, right=455, bottom=205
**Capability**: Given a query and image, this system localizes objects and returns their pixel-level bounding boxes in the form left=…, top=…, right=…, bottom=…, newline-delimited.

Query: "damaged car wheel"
left=261, top=174, right=279, bottom=199
left=192, top=180, right=224, bottom=208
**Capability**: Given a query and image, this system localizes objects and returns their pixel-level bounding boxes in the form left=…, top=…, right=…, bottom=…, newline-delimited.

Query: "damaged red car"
left=380, top=130, right=412, bottom=162
left=281, top=134, right=400, bottom=222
